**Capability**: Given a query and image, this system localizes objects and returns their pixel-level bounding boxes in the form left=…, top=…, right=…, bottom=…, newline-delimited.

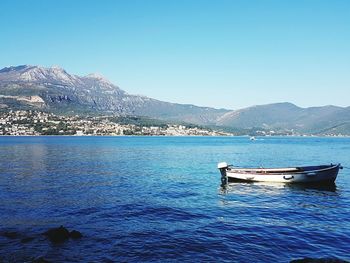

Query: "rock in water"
left=44, top=226, right=70, bottom=243
left=32, top=256, right=50, bottom=263
left=69, top=230, right=83, bottom=239
left=2, top=231, right=19, bottom=239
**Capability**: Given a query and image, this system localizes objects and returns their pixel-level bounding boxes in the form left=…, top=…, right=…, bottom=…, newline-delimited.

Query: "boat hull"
left=219, top=164, right=341, bottom=184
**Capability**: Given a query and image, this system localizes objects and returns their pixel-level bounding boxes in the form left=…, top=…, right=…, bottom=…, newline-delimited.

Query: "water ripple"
left=1, top=136, right=350, bottom=262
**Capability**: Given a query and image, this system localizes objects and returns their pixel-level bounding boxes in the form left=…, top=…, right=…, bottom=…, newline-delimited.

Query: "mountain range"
left=0, top=65, right=228, bottom=125
left=0, top=65, right=349, bottom=135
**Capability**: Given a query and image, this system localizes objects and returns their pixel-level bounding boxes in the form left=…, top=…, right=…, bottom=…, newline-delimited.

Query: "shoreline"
left=0, top=134, right=349, bottom=138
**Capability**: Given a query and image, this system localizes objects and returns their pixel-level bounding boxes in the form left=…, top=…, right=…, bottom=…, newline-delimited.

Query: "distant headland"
left=1, top=65, right=349, bottom=136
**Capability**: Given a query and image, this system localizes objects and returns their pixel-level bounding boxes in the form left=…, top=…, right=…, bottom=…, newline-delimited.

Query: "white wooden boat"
left=217, top=162, right=342, bottom=185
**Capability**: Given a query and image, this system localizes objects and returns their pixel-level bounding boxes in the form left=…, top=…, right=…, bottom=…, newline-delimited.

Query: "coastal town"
left=0, top=110, right=232, bottom=136
left=1, top=110, right=347, bottom=137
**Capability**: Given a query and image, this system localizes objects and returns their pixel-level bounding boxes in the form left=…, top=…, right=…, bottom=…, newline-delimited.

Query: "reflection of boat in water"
left=218, top=162, right=342, bottom=185
left=220, top=180, right=338, bottom=194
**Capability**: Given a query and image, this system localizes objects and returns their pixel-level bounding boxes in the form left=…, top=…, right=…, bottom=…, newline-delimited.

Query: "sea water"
left=0, top=136, right=349, bottom=262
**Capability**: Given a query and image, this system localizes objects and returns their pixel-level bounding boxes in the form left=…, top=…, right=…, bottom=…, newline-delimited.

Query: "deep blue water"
left=0, top=136, right=350, bottom=262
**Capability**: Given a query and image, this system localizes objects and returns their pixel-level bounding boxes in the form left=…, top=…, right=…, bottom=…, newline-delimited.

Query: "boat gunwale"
left=226, top=163, right=341, bottom=176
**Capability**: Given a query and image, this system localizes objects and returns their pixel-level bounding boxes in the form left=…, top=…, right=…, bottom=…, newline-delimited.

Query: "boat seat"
left=235, top=167, right=301, bottom=174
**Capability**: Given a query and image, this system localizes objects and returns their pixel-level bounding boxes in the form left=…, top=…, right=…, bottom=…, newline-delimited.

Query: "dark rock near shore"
left=32, top=256, right=50, bottom=263
left=44, top=226, right=70, bottom=243
left=70, top=230, right=82, bottom=239
left=43, top=226, right=82, bottom=243
left=291, top=258, right=349, bottom=263
left=1, top=231, right=19, bottom=239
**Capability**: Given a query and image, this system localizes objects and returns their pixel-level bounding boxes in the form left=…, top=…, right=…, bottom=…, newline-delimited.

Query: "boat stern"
left=218, top=162, right=229, bottom=185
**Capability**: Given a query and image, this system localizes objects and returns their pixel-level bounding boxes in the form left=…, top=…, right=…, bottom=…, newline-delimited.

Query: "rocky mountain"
left=1, top=65, right=350, bottom=135
left=0, top=65, right=229, bottom=125
left=217, top=102, right=350, bottom=134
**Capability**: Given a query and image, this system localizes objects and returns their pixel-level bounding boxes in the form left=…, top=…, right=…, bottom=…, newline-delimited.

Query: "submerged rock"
left=290, top=258, right=349, bottom=263
left=1, top=231, right=19, bottom=239
left=43, top=226, right=83, bottom=243
left=32, top=256, right=50, bottom=263
left=69, top=230, right=83, bottom=239
left=44, top=226, right=70, bottom=243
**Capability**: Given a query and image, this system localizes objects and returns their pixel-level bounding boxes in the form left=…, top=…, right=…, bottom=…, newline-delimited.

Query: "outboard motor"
left=217, top=162, right=229, bottom=185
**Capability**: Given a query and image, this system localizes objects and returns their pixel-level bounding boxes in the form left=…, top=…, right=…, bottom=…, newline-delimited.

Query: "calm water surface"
left=0, top=136, right=350, bottom=262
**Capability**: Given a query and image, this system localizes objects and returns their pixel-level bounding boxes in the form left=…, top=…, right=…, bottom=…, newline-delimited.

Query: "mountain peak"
left=51, top=65, right=64, bottom=70
left=85, top=73, right=112, bottom=83
left=86, top=72, right=104, bottom=79
left=0, top=65, right=33, bottom=73
left=0, top=64, right=81, bottom=85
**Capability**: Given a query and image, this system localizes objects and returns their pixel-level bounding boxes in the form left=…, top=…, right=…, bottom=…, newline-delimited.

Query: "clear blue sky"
left=0, top=0, right=349, bottom=109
